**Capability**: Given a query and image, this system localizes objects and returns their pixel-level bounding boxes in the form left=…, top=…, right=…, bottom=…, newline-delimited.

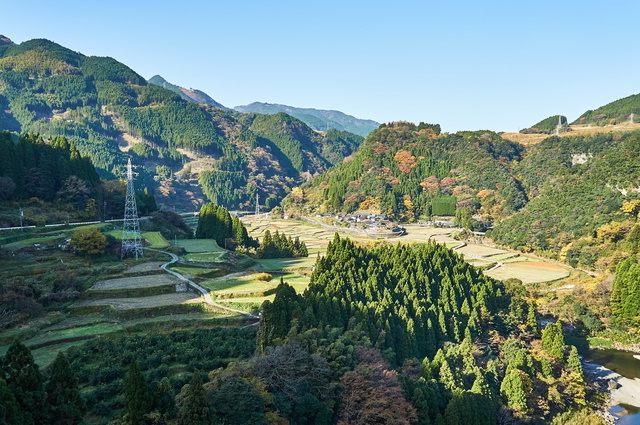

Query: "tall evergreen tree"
left=1, top=340, right=47, bottom=425
left=122, top=361, right=152, bottom=425
left=0, top=378, right=23, bottom=425
left=177, top=371, right=211, bottom=425
left=567, top=346, right=583, bottom=382
left=155, top=377, right=176, bottom=419
left=45, top=351, right=85, bottom=425
left=541, top=322, right=565, bottom=361
left=500, top=367, right=530, bottom=413
left=611, top=257, right=640, bottom=325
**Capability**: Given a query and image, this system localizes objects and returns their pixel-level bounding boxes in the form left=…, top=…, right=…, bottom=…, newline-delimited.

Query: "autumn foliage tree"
left=69, top=227, right=107, bottom=256
left=338, top=347, right=417, bottom=425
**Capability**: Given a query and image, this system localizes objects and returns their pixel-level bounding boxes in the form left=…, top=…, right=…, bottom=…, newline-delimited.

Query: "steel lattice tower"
left=121, top=158, right=143, bottom=259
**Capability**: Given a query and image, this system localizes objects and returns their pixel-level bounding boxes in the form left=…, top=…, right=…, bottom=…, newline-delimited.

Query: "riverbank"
left=583, top=361, right=640, bottom=408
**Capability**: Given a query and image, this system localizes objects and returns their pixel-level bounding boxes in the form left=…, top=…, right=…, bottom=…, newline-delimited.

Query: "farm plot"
left=92, top=274, right=179, bottom=290
left=73, top=293, right=201, bottom=310
left=143, top=231, right=170, bottom=248
left=125, top=261, right=164, bottom=274
left=201, top=272, right=279, bottom=297
left=485, top=261, right=570, bottom=284
left=456, top=244, right=509, bottom=258
left=24, top=322, right=124, bottom=348
left=168, top=265, right=213, bottom=276
left=174, top=239, right=224, bottom=253
left=185, top=252, right=226, bottom=262
left=255, top=257, right=317, bottom=271
left=485, top=252, right=520, bottom=261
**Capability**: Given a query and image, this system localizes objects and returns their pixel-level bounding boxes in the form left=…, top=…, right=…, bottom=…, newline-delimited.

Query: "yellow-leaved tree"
left=70, top=227, right=107, bottom=256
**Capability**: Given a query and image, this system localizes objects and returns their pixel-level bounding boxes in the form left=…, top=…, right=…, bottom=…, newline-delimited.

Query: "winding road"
left=145, top=248, right=258, bottom=319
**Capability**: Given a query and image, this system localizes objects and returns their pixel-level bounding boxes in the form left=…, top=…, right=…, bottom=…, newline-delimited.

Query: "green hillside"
left=295, top=121, right=525, bottom=227
left=234, top=101, right=380, bottom=137
left=291, top=118, right=640, bottom=272
left=575, top=93, right=640, bottom=125
left=148, top=74, right=227, bottom=109
left=520, top=115, right=567, bottom=134
left=0, top=38, right=363, bottom=209
left=490, top=131, right=640, bottom=270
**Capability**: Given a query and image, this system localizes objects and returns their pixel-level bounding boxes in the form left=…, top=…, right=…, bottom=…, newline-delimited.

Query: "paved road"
left=145, top=248, right=258, bottom=319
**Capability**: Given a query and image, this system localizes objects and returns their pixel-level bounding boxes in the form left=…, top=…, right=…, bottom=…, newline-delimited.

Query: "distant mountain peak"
left=234, top=102, right=379, bottom=137
left=0, top=35, right=15, bottom=46
left=148, top=75, right=226, bottom=109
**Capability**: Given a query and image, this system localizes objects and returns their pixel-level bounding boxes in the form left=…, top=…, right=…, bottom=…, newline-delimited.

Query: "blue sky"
left=2, top=0, right=639, bottom=132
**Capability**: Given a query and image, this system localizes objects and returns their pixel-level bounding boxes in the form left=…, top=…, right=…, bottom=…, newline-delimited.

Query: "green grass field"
left=143, top=231, right=170, bottom=248
left=173, top=239, right=224, bottom=253
left=254, top=256, right=317, bottom=271
left=168, top=265, right=212, bottom=276
left=24, top=322, right=125, bottom=348
left=185, top=252, right=226, bottom=262
left=203, top=271, right=310, bottom=294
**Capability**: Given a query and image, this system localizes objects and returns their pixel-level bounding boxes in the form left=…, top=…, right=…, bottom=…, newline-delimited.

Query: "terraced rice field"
left=202, top=271, right=310, bottom=296
left=174, top=239, right=224, bottom=253
left=184, top=252, right=226, bottom=262
left=456, top=245, right=508, bottom=257
left=73, top=293, right=200, bottom=310
left=485, top=261, right=570, bottom=284
left=24, top=323, right=124, bottom=348
left=92, top=274, right=179, bottom=290
left=143, top=231, right=170, bottom=248
left=255, top=257, right=317, bottom=271
left=125, top=261, right=164, bottom=273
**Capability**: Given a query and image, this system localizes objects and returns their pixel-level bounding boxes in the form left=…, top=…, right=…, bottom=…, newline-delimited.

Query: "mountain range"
left=148, top=75, right=227, bottom=109
left=0, top=37, right=364, bottom=209
left=234, top=102, right=379, bottom=137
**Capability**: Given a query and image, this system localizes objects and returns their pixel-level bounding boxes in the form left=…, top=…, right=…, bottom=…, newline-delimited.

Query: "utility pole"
left=255, top=193, right=260, bottom=218
left=121, top=159, right=143, bottom=259
left=19, top=208, right=23, bottom=229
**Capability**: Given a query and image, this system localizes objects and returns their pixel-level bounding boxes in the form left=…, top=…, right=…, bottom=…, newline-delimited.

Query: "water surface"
left=584, top=348, right=640, bottom=424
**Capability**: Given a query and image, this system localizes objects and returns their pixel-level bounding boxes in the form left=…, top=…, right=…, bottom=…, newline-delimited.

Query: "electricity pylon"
left=121, top=158, right=143, bottom=259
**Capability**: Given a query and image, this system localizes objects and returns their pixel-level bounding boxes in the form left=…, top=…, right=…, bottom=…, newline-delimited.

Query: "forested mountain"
left=574, top=92, right=640, bottom=125
left=290, top=119, right=640, bottom=272
left=0, top=35, right=14, bottom=46
left=295, top=121, right=525, bottom=227
left=234, top=102, right=380, bottom=137
left=147, top=74, right=227, bottom=109
left=490, top=131, right=640, bottom=269
left=0, top=38, right=363, bottom=209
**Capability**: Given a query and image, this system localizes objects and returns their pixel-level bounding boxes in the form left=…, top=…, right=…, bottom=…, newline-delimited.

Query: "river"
left=584, top=348, right=640, bottom=424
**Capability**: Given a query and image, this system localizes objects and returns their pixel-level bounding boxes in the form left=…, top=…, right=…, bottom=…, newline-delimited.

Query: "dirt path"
left=146, top=248, right=258, bottom=319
